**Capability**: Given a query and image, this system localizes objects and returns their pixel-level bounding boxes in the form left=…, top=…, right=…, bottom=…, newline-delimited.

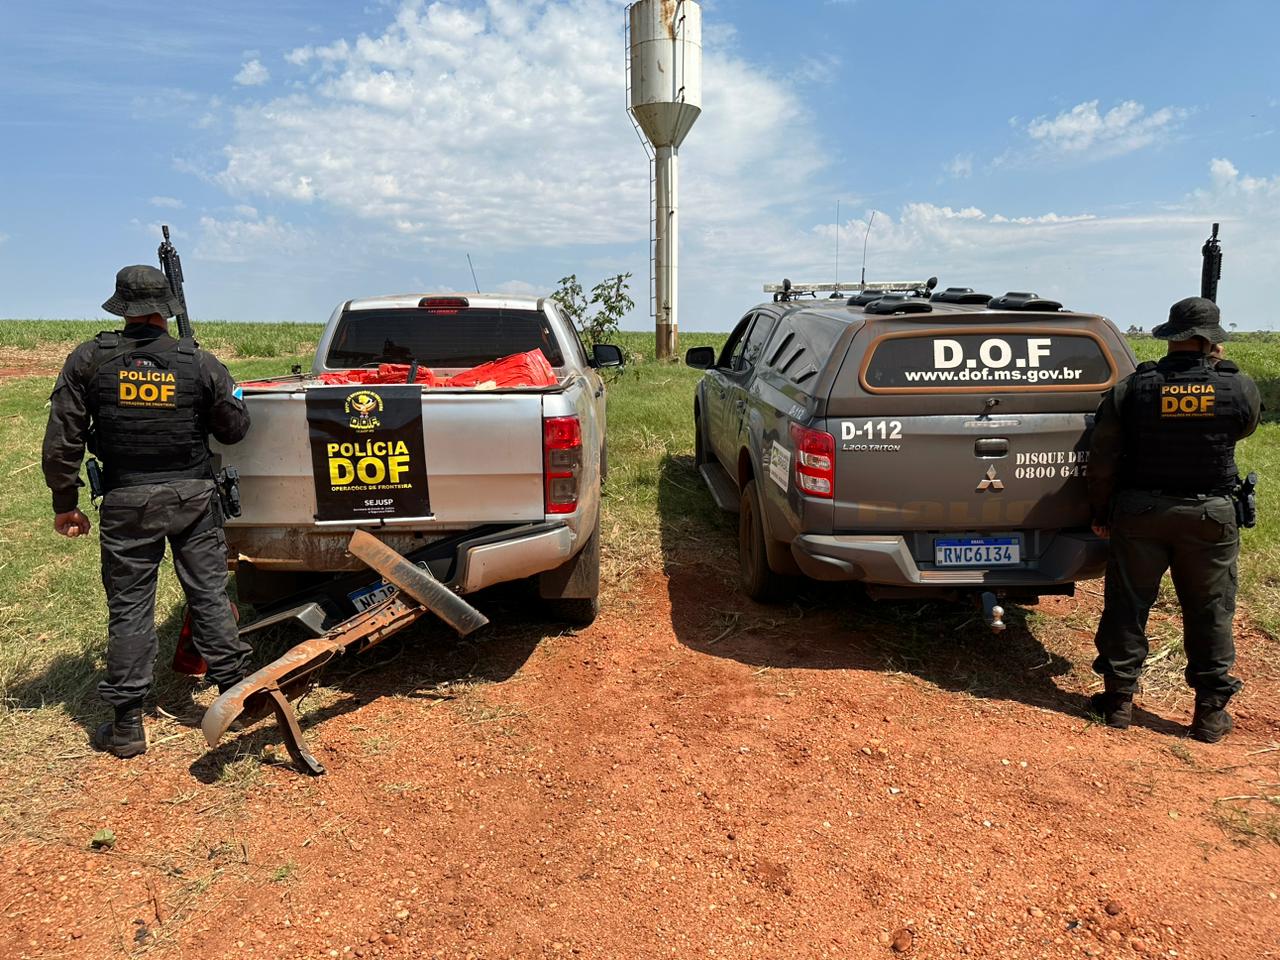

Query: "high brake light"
left=543, top=415, right=582, bottom=515
left=789, top=422, right=835, bottom=498
left=418, top=296, right=470, bottom=314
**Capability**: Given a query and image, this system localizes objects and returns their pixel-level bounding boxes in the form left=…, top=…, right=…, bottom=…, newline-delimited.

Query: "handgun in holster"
left=209, top=468, right=241, bottom=522
left=216, top=466, right=242, bottom=520
left=85, top=458, right=105, bottom=508
left=1233, top=472, right=1258, bottom=529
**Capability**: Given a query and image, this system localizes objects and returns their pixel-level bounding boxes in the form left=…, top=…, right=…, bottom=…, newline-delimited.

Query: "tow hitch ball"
left=981, top=591, right=1006, bottom=633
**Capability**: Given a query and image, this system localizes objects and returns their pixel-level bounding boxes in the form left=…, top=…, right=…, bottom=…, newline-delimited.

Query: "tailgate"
left=214, top=386, right=548, bottom=529
left=826, top=412, right=1093, bottom=531
left=824, top=320, right=1121, bottom=533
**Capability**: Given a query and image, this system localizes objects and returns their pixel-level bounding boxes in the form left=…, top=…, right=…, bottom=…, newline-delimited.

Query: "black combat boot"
left=1089, top=691, right=1134, bottom=730
left=1190, top=702, right=1233, bottom=744
left=93, top=706, right=147, bottom=758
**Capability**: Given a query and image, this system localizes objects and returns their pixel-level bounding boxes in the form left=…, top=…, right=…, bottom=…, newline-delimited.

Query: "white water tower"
left=627, top=0, right=702, bottom=360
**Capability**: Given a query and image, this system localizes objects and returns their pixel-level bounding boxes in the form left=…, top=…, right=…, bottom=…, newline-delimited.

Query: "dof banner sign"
left=306, top=385, right=430, bottom=522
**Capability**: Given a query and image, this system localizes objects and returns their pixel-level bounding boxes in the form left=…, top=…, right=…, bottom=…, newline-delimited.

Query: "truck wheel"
left=694, top=408, right=707, bottom=466
left=739, top=479, right=788, bottom=603
left=543, top=595, right=600, bottom=627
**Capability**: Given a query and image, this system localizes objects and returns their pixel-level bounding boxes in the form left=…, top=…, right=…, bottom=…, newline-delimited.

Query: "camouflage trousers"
left=1092, top=489, right=1243, bottom=707
left=97, top=479, right=251, bottom=709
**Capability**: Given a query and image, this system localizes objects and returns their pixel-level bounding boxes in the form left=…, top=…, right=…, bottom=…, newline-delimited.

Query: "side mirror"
left=591, top=343, right=625, bottom=368
left=685, top=346, right=716, bottom=369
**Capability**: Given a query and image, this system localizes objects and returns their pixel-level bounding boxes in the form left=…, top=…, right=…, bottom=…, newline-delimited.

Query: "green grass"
left=0, top=318, right=324, bottom=359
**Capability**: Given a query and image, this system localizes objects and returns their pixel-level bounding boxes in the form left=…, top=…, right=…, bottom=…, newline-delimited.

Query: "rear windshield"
left=860, top=329, right=1115, bottom=393
left=325, top=307, right=564, bottom=368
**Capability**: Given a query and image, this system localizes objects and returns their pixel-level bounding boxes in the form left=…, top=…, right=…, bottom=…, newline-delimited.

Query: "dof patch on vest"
left=1160, top=382, right=1216, bottom=418
left=117, top=368, right=177, bottom=408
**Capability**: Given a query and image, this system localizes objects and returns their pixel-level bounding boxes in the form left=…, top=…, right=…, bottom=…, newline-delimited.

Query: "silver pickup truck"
left=214, top=293, right=622, bottom=626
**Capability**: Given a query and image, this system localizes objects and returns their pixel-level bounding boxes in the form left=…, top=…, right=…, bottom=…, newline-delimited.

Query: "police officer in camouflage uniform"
left=1087, top=297, right=1262, bottom=743
left=42, top=265, right=253, bottom=758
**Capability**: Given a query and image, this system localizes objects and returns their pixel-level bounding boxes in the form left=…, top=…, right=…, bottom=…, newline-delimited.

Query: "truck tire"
left=543, top=595, right=600, bottom=627
left=739, top=479, right=789, bottom=602
left=694, top=407, right=707, bottom=466
left=539, top=511, right=601, bottom=626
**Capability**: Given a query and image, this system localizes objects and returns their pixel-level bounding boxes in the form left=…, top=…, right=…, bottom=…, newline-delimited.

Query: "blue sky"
left=1, top=0, right=1277, bottom=332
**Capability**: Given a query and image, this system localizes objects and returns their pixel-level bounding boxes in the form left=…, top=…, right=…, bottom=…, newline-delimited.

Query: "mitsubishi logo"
left=977, top=465, right=1005, bottom=492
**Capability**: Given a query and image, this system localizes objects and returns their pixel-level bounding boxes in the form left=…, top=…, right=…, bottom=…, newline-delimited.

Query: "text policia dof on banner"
left=306, top=385, right=430, bottom=522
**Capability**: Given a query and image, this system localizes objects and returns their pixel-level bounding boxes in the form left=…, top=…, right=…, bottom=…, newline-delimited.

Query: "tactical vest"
left=1119, top=356, right=1246, bottom=496
left=88, top=331, right=211, bottom=489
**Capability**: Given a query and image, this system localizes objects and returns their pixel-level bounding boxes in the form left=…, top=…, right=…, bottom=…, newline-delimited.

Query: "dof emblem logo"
left=345, top=391, right=382, bottom=431
left=117, top=368, right=176, bottom=408
left=1160, top=383, right=1215, bottom=418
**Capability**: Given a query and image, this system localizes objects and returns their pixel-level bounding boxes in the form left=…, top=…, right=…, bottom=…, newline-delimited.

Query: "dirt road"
left=3, top=563, right=1279, bottom=960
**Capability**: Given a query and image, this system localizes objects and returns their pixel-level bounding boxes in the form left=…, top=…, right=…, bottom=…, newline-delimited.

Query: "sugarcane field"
left=2, top=2, right=1280, bottom=959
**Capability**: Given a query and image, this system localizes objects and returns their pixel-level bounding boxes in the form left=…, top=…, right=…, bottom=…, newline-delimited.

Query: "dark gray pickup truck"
left=686, top=284, right=1137, bottom=617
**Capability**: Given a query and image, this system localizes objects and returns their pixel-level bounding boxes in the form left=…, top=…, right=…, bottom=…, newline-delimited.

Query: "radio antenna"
left=860, top=210, right=876, bottom=289
left=834, top=200, right=840, bottom=291
left=466, top=253, right=480, bottom=293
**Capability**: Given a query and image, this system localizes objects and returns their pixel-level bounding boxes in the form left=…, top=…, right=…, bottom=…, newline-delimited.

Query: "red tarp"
left=242, top=349, right=558, bottom=390
left=316, top=363, right=440, bottom=386
left=446, top=349, right=557, bottom=389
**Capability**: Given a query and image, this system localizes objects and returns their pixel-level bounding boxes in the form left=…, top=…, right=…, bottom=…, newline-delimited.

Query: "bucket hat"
left=101, top=265, right=182, bottom=319
left=1151, top=297, right=1228, bottom=344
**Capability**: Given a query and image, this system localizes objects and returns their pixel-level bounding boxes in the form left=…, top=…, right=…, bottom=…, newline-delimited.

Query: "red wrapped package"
left=317, top=364, right=439, bottom=386
left=446, top=349, right=557, bottom=388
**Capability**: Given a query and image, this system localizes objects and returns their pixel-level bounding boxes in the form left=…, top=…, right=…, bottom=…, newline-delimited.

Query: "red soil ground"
left=3, top=565, right=1278, bottom=960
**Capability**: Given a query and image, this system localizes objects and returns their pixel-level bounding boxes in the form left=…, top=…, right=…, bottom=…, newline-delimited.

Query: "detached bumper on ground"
left=202, top=530, right=489, bottom=775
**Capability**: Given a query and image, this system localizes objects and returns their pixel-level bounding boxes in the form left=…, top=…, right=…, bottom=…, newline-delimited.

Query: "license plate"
left=347, top=561, right=432, bottom=611
left=934, top=537, right=1021, bottom=567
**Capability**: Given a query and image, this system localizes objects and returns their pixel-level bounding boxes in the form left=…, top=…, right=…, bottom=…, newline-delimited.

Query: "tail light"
left=543, top=415, right=582, bottom=514
left=789, top=422, right=835, bottom=498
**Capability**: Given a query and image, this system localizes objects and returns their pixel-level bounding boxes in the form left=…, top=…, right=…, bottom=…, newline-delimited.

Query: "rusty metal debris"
left=201, top=530, right=489, bottom=775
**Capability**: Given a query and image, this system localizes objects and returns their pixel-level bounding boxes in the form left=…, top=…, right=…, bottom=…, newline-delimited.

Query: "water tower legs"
left=654, top=145, right=678, bottom=360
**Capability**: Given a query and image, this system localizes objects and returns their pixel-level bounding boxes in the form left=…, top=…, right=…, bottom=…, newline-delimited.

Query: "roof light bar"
left=762, top=281, right=927, bottom=294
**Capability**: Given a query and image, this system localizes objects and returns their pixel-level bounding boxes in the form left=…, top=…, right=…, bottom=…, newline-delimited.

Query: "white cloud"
left=945, top=153, right=973, bottom=179
left=191, top=4, right=1277, bottom=331
left=195, top=214, right=308, bottom=263
left=1204, top=157, right=1280, bottom=199
left=215, top=0, right=822, bottom=249
left=1023, top=99, right=1186, bottom=159
left=149, top=196, right=184, bottom=209
left=730, top=157, right=1279, bottom=329
left=495, top=279, right=541, bottom=295
left=789, top=53, right=840, bottom=86
left=234, top=59, right=270, bottom=86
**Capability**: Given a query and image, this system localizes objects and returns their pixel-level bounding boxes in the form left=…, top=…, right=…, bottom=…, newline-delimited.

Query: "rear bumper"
left=451, top=523, right=576, bottom=594
left=790, top=531, right=1107, bottom=591
left=235, top=520, right=581, bottom=617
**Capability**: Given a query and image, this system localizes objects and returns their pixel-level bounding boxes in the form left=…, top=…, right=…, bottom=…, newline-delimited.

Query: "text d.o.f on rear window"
left=860, top=332, right=1114, bottom=393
